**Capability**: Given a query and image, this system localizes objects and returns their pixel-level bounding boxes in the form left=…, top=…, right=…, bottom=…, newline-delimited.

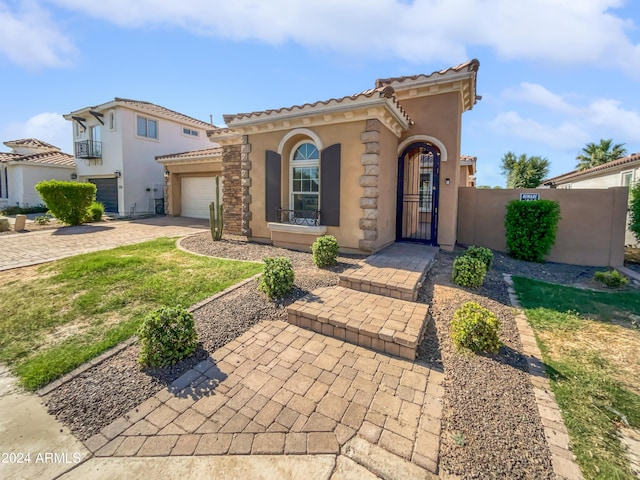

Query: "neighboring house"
left=156, top=147, right=223, bottom=219
left=63, top=98, right=212, bottom=215
left=460, top=155, right=477, bottom=187
left=161, top=60, right=480, bottom=253
left=0, top=139, right=76, bottom=209
left=542, top=152, right=640, bottom=245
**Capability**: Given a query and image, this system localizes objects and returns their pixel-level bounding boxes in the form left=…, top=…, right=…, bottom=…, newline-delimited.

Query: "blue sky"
left=1, top=0, right=639, bottom=187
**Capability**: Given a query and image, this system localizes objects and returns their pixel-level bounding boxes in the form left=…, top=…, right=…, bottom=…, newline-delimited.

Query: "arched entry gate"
left=396, top=142, right=441, bottom=245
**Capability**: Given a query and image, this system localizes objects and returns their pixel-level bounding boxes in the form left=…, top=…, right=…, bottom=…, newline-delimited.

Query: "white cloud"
left=0, top=1, right=75, bottom=69
left=504, top=83, right=580, bottom=116
left=46, top=0, right=640, bottom=76
left=586, top=99, right=640, bottom=140
left=494, top=82, right=640, bottom=149
left=0, top=113, right=71, bottom=153
left=490, top=111, right=590, bottom=150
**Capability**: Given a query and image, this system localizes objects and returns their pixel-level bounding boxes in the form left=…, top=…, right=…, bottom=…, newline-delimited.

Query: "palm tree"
left=575, top=139, right=626, bottom=171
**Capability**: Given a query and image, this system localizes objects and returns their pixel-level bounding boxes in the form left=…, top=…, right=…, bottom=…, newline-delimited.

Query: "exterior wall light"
left=115, top=170, right=122, bottom=178
left=71, top=173, right=78, bottom=180
left=164, top=169, right=170, bottom=180
left=445, top=178, right=451, bottom=185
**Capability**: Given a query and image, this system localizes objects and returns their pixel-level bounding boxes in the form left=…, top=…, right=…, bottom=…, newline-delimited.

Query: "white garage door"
left=181, top=176, right=222, bottom=219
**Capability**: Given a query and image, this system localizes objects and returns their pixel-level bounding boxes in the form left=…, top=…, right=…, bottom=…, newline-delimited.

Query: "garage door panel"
left=181, top=176, right=222, bottom=219
left=89, top=178, right=118, bottom=213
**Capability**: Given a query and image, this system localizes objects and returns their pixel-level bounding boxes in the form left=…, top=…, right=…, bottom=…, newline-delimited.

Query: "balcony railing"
left=75, top=140, right=102, bottom=159
left=276, top=208, right=320, bottom=226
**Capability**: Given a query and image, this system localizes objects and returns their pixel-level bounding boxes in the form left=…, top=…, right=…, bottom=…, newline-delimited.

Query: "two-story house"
left=63, top=98, right=212, bottom=215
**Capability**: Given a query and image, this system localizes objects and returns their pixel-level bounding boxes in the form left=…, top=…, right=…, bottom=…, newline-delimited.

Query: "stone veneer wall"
left=359, top=119, right=381, bottom=251
left=240, top=136, right=252, bottom=236
left=221, top=143, right=243, bottom=235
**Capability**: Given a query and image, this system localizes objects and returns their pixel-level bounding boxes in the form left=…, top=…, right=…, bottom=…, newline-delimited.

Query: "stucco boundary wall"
left=457, top=187, right=628, bottom=267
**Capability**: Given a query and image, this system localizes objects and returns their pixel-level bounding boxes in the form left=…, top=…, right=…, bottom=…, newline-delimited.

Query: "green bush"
left=259, top=257, right=295, bottom=299
left=35, top=180, right=96, bottom=226
left=464, top=245, right=493, bottom=270
left=450, top=302, right=502, bottom=353
left=452, top=255, right=486, bottom=288
left=86, top=202, right=105, bottom=222
left=312, top=235, right=339, bottom=268
left=594, top=270, right=629, bottom=288
left=505, top=200, right=561, bottom=262
left=138, top=306, right=198, bottom=367
left=0, top=204, right=48, bottom=215
left=34, top=215, right=51, bottom=225
left=630, top=181, right=640, bottom=243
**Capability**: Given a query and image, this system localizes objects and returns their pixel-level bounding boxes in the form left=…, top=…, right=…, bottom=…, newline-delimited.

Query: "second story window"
left=182, top=127, right=199, bottom=137
left=137, top=116, right=158, bottom=139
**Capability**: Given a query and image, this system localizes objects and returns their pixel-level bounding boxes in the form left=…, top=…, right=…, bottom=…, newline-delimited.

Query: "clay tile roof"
left=69, top=98, right=213, bottom=129
left=2, top=150, right=75, bottom=167
left=223, top=85, right=410, bottom=125
left=0, top=152, right=22, bottom=163
left=156, top=146, right=223, bottom=161
left=460, top=155, right=477, bottom=163
left=113, top=98, right=213, bottom=129
left=3, top=138, right=60, bottom=150
left=375, top=59, right=480, bottom=87
left=543, top=152, right=640, bottom=185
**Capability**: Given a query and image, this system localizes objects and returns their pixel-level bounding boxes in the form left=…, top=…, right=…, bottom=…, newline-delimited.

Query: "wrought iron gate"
left=396, top=142, right=440, bottom=244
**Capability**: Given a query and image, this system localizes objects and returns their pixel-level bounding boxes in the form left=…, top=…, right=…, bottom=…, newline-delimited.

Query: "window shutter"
left=320, top=144, right=341, bottom=226
left=265, top=150, right=281, bottom=222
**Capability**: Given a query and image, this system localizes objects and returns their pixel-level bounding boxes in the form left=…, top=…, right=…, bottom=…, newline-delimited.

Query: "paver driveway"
left=0, top=216, right=209, bottom=271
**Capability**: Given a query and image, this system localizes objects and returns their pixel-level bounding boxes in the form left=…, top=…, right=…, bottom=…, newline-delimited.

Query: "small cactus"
left=209, top=176, right=223, bottom=241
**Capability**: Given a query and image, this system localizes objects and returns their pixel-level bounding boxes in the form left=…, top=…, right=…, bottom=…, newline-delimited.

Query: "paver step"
left=338, top=243, right=437, bottom=301
left=287, top=286, right=429, bottom=360
left=341, top=436, right=437, bottom=480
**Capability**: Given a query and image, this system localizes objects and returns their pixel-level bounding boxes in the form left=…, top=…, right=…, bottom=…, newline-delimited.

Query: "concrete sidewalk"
left=0, top=216, right=208, bottom=271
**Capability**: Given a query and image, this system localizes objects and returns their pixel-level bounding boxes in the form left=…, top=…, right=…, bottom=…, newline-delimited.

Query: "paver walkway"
left=0, top=216, right=208, bottom=271
left=87, top=320, right=444, bottom=474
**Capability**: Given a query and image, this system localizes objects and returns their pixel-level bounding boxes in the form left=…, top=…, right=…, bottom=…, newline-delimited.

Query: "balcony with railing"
left=74, top=140, right=102, bottom=159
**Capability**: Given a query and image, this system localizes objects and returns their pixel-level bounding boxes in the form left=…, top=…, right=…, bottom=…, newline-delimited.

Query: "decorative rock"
left=0, top=217, right=10, bottom=232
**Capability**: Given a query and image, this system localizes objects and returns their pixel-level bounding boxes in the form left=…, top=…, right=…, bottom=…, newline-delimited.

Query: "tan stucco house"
left=162, top=60, right=480, bottom=253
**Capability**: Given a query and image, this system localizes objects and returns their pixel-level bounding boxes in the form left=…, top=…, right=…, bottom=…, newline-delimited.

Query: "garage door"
left=89, top=177, right=118, bottom=212
left=181, top=176, right=222, bottom=219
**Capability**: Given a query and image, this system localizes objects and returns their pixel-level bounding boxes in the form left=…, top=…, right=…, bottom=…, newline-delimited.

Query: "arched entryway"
left=396, top=142, right=441, bottom=245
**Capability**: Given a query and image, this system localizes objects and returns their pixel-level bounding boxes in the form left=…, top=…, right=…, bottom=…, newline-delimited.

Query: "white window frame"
left=622, top=170, right=634, bottom=187
left=289, top=140, right=320, bottom=212
left=136, top=115, right=158, bottom=140
left=182, top=126, right=199, bottom=137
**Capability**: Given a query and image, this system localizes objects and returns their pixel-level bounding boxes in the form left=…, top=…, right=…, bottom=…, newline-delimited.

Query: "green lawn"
left=0, top=238, right=262, bottom=390
left=513, top=276, right=640, bottom=480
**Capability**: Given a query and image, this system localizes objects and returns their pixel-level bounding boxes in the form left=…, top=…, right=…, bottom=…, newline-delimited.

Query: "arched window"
left=290, top=141, right=319, bottom=213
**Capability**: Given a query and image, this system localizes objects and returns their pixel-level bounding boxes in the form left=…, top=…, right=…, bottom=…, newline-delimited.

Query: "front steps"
left=339, top=243, right=437, bottom=301
left=287, top=286, right=429, bottom=360
left=287, top=243, right=437, bottom=359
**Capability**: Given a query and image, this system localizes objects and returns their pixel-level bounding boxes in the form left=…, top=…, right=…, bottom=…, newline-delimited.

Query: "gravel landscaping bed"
left=44, top=235, right=598, bottom=477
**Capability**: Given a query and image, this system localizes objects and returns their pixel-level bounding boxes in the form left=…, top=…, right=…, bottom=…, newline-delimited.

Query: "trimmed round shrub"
left=35, top=180, right=96, bottom=226
left=312, top=235, right=339, bottom=268
left=86, top=202, right=105, bottom=222
left=259, top=257, right=295, bottom=299
left=138, top=306, right=198, bottom=367
left=465, top=245, right=493, bottom=271
left=594, top=270, right=628, bottom=288
left=450, top=302, right=501, bottom=353
left=452, top=255, right=486, bottom=288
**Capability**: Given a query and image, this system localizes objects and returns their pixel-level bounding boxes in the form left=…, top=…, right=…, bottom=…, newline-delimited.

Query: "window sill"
left=267, top=222, right=327, bottom=235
